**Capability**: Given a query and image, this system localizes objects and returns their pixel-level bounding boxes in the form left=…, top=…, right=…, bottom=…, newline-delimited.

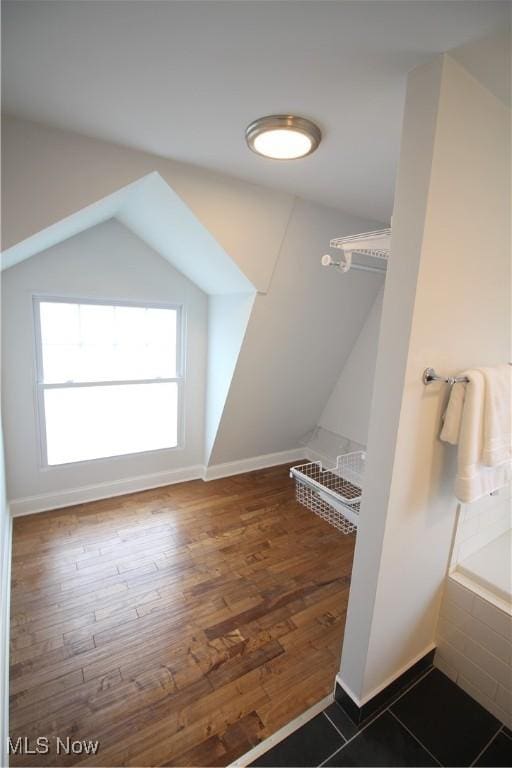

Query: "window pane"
left=146, top=308, right=177, bottom=346
left=44, top=383, right=178, bottom=465
left=40, top=302, right=80, bottom=346
left=39, top=301, right=178, bottom=383
left=80, top=304, right=116, bottom=346
left=41, top=345, right=81, bottom=384
left=76, top=346, right=116, bottom=382
left=114, top=306, right=147, bottom=346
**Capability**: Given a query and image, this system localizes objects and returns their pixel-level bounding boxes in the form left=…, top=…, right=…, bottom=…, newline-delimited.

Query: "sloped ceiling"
left=1, top=116, right=292, bottom=293
left=209, top=197, right=384, bottom=464
left=1, top=171, right=254, bottom=295
left=319, top=287, right=385, bottom=447
left=1, top=117, right=383, bottom=468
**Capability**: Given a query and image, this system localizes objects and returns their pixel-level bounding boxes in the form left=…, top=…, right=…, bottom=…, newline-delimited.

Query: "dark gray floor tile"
left=250, top=714, right=344, bottom=767
left=474, top=731, right=512, bottom=767
left=323, top=703, right=359, bottom=740
left=391, top=669, right=501, bottom=766
left=323, top=711, right=437, bottom=767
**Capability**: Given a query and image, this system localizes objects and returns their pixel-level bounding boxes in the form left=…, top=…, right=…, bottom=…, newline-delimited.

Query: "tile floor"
left=250, top=668, right=512, bottom=767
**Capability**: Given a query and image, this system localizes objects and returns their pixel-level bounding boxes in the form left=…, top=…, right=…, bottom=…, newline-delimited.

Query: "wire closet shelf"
left=290, top=451, right=366, bottom=535
left=321, top=228, right=391, bottom=274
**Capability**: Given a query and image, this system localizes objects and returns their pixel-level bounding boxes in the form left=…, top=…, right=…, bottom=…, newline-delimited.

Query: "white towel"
left=439, top=382, right=465, bottom=445
left=440, top=367, right=511, bottom=503
left=480, top=365, right=511, bottom=467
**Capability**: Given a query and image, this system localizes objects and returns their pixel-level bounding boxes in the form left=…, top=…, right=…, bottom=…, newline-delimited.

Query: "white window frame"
left=33, top=295, right=185, bottom=468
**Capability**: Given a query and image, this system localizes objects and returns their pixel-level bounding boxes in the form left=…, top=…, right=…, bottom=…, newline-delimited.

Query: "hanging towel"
left=480, top=365, right=511, bottom=467
left=439, top=382, right=465, bottom=445
left=440, top=368, right=511, bottom=503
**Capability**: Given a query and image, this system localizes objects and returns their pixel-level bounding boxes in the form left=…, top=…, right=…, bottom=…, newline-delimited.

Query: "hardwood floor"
left=9, top=464, right=355, bottom=767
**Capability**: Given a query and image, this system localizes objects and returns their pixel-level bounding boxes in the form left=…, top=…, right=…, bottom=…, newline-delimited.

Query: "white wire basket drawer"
left=290, top=451, right=366, bottom=535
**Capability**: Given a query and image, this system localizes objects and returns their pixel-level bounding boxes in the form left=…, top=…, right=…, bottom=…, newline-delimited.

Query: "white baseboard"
left=336, top=642, right=436, bottom=707
left=9, top=449, right=306, bottom=517
left=335, top=676, right=364, bottom=708
left=9, top=465, right=204, bottom=517
left=203, top=448, right=305, bottom=481
left=0, top=507, right=12, bottom=768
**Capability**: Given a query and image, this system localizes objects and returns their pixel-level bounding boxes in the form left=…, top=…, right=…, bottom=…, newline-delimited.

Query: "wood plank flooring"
left=9, top=464, right=355, bottom=767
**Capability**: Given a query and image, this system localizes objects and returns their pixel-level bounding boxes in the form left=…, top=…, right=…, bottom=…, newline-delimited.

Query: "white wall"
left=340, top=53, right=510, bottom=704
left=1, top=219, right=208, bottom=505
left=209, top=197, right=383, bottom=464
left=319, top=287, right=384, bottom=447
left=0, top=416, right=10, bottom=768
left=205, top=293, right=255, bottom=463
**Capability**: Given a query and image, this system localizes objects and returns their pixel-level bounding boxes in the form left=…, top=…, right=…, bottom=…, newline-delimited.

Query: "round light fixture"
left=245, top=115, right=321, bottom=160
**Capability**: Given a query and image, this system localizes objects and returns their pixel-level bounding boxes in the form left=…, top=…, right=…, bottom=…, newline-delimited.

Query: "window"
left=34, top=298, right=183, bottom=466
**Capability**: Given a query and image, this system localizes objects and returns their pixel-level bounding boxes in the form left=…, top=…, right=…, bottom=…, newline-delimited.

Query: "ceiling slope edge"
left=1, top=171, right=256, bottom=296
left=1, top=115, right=294, bottom=292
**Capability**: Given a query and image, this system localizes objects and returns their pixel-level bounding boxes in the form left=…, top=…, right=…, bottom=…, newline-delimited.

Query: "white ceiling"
left=2, top=0, right=509, bottom=222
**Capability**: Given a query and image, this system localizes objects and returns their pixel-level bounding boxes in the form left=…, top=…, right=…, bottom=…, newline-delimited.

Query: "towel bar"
left=423, top=367, right=469, bottom=386
left=424, top=363, right=512, bottom=386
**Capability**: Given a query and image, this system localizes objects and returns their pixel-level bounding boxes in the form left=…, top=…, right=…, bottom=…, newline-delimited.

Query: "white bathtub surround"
left=435, top=576, right=512, bottom=728
left=457, top=531, right=511, bottom=606
left=450, top=489, right=511, bottom=566
left=440, top=367, right=512, bottom=503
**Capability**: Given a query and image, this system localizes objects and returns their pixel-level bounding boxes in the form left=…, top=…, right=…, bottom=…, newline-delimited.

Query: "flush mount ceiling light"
left=245, top=115, right=321, bottom=160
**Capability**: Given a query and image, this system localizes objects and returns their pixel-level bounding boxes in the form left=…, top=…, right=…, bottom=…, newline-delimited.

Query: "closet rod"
left=348, top=263, right=386, bottom=274
left=321, top=255, right=386, bottom=274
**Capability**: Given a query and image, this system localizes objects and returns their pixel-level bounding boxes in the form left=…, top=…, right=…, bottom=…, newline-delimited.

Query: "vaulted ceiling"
left=1, top=116, right=384, bottom=472
left=2, top=0, right=508, bottom=222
